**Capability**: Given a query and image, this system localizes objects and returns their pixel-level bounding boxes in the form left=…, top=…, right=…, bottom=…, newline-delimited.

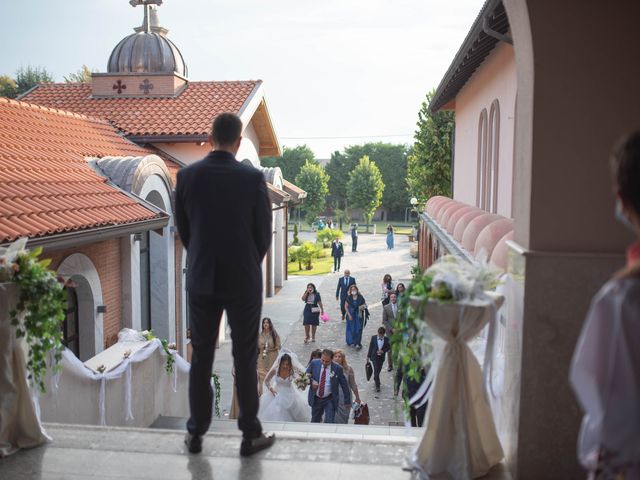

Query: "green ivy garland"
left=5, top=246, right=67, bottom=393
left=211, top=373, right=221, bottom=417
left=141, top=330, right=175, bottom=374
left=390, top=264, right=434, bottom=413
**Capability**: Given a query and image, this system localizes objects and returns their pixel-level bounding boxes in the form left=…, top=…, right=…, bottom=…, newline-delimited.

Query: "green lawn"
left=288, top=221, right=415, bottom=235
left=288, top=248, right=333, bottom=276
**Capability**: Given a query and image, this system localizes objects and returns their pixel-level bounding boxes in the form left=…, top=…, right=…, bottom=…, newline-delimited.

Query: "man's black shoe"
left=376, top=386, right=381, bottom=392
left=240, top=433, right=276, bottom=457
left=184, top=433, right=202, bottom=454
left=387, top=366, right=393, bottom=372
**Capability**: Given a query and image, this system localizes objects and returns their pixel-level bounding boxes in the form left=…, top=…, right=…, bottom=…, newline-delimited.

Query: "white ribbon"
left=124, top=362, right=134, bottom=422
left=481, top=301, right=499, bottom=400
left=99, top=375, right=106, bottom=426
left=172, top=353, right=178, bottom=393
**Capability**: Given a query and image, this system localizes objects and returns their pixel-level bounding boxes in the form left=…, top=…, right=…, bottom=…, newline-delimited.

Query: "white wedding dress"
left=259, top=375, right=310, bottom=422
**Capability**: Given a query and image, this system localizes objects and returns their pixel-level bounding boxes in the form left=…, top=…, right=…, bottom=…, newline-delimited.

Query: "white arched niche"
left=137, top=173, right=176, bottom=343
left=57, top=253, right=104, bottom=361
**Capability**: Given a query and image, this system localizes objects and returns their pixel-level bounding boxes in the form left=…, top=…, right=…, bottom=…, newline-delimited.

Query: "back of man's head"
left=612, top=131, right=640, bottom=214
left=211, top=113, right=243, bottom=147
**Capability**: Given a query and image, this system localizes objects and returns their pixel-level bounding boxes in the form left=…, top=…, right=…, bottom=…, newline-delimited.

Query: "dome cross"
left=129, top=0, right=164, bottom=33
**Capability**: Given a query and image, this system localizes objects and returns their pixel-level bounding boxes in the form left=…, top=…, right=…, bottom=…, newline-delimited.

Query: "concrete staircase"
left=0, top=420, right=513, bottom=479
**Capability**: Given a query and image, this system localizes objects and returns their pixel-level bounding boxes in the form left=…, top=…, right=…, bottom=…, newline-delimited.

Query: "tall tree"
left=64, top=65, right=93, bottom=83
left=325, top=150, right=358, bottom=207
left=0, top=75, right=18, bottom=98
left=406, top=89, right=455, bottom=203
left=262, top=145, right=316, bottom=181
left=14, top=66, right=54, bottom=96
left=346, top=156, right=385, bottom=224
left=328, top=143, right=408, bottom=217
left=294, top=160, right=330, bottom=223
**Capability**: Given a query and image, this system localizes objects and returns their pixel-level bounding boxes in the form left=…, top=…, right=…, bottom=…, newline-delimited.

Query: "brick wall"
left=46, top=239, right=122, bottom=350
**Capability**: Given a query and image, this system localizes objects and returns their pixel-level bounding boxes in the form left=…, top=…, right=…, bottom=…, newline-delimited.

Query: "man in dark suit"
left=175, top=113, right=275, bottom=456
left=330, top=238, right=344, bottom=273
left=306, top=349, right=351, bottom=423
left=335, top=269, right=356, bottom=321
left=350, top=223, right=358, bottom=252
left=367, top=326, right=391, bottom=392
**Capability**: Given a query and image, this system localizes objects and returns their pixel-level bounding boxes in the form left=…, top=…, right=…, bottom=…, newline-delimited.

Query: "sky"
left=0, top=0, right=484, bottom=158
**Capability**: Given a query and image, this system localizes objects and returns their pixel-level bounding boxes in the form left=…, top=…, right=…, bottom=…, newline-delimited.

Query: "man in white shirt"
left=367, top=327, right=390, bottom=393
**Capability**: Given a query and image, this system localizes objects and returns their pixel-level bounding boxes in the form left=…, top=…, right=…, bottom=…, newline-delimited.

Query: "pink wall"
left=452, top=41, right=517, bottom=218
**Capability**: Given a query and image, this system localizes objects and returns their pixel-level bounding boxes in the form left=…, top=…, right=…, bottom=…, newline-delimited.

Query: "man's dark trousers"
left=310, top=394, right=335, bottom=423
left=372, top=357, right=384, bottom=389
left=333, top=255, right=341, bottom=272
left=187, top=292, right=262, bottom=438
left=351, top=235, right=358, bottom=252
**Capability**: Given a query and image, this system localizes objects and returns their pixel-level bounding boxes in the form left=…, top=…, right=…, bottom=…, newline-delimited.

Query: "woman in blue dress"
left=386, top=224, right=394, bottom=249
left=344, top=284, right=367, bottom=349
left=301, top=283, right=323, bottom=343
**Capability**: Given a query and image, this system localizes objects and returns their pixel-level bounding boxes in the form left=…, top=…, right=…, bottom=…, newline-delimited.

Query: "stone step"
left=150, top=416, right=422, bottom=443
left=0, top=423, right=417, bottom=480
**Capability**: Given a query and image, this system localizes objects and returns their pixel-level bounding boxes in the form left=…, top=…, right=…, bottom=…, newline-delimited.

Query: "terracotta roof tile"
left=0, top=98, right=163, bottom=243
left=21, top=81, right=260, bottom=137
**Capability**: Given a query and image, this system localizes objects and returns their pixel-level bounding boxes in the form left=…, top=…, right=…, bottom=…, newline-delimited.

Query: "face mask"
left=615, top=198, right=636, bottom=232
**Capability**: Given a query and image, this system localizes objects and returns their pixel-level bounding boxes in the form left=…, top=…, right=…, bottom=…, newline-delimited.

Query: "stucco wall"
left=452, top=41, right=517, bottom=218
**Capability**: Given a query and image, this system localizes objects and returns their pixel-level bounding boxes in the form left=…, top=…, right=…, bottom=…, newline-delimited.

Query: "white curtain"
left=0, top=283, right=50, bottom=457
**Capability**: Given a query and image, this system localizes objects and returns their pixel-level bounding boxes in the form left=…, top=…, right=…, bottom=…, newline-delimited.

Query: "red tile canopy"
left=0, top=98, right=165, bottom=243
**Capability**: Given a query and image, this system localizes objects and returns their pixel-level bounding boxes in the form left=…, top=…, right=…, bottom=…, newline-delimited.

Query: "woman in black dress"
left=301, top=283, right=323, bottom=343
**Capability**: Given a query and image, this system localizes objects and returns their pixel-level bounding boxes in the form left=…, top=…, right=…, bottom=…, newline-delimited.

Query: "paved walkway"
left=214, top=232, right=415, bottom=426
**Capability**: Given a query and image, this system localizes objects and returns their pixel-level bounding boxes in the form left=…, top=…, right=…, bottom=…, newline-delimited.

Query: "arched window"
left=63, top=286, right=80, bottom=357
left=487, top=99, right=500, bottom=213
left=476, top=109, right=488, bottom=208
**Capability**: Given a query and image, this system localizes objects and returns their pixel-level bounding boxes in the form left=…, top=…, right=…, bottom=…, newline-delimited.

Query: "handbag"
left=311, top=306, right=321, bottom=313
left=353, top=402, right=370, bottom=425
left=365, top=360, right=373, bottom=381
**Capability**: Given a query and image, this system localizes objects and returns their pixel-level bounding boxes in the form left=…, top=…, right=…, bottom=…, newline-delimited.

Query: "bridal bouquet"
left=294, top=372, right=311, bottom=390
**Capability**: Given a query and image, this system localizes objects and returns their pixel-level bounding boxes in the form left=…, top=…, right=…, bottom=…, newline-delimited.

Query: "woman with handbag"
left=344, top=284, right=367, bottom=349
left=302, top=283, right=323, bottom=343
left=333, top=349, right=361, bottom=423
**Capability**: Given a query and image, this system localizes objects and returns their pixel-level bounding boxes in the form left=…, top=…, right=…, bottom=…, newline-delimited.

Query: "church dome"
left=107, top=4, right=188, bottom=77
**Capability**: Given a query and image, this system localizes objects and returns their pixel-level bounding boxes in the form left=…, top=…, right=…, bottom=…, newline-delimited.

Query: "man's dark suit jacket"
left=331, top=241, right=344, bottom=258
left=335, top=276, right=356, bottom=301
left=367, top=335, right=390, bottom=363
left=175, top=150, right=272, bottom=298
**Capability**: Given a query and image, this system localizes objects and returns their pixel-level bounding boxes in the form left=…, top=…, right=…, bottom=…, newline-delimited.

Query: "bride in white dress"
left=259, top=349, right=310, bottom=422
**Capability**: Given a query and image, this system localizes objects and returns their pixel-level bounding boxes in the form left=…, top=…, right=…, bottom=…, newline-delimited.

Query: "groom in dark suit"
left=335, top=269, right=356, bottom=321
left=306, top=349, right=351, bottom=423
left=175, top=112, right=275, bottom=456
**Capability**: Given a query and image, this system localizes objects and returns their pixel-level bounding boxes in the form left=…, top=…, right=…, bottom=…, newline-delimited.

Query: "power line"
left=280, top=133, right=414, bottom=140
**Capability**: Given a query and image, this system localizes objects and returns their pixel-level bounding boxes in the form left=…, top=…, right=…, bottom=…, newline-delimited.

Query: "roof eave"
left=429, top=0, right=507, bottom=113
left=4, top=215, right=170, bottom=252
left=127, top=134, right=209, bottom=143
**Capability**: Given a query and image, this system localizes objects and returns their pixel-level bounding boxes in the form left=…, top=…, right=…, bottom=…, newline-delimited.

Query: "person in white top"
left=570, top=131, right=640, bottom=479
